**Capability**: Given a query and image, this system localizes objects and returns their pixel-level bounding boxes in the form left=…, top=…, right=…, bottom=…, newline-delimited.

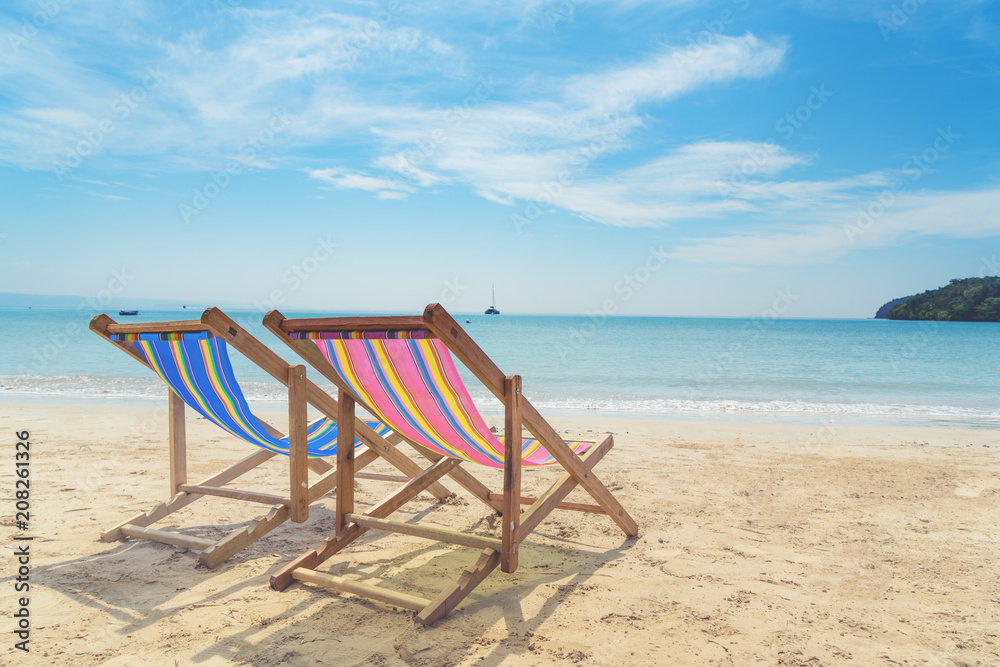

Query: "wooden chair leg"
left=200, top=504, right=289, bottom=567
left=168, top=388, right=186, bottom=495
left=521, top=433, right=615, bottom=538
left=271, top=457, right=460, bottom=590
left=501, top=375, right=521, bottom=574
left=416, top=548, right=501, bottom=627
left=288, top=365, right=309, bottom=523
left=337, top=393, right=355, bottom=536
left=102, top=448, right=276, bottom=541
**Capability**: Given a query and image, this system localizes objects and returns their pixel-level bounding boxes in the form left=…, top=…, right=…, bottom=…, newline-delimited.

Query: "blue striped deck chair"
left=89, top=307, right=451, bottom=567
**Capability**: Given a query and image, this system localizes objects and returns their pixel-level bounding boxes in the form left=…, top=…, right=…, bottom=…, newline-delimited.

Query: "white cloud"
left=87, top=191, right=129, bottom=201
left=669, top=187, right=1000, bottom=265
left=564, top=33, right=787, bottom=113
left=348, top=34, right=789, bottom=224
left=306, top=167, right=415, bottom=199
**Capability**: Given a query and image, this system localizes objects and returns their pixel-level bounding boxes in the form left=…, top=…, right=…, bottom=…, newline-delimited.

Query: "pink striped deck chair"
left=265, top=303, right=638, bottom=625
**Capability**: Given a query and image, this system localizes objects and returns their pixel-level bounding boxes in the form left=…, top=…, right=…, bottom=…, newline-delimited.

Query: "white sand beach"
left=2, top=402, right=998, bottom=666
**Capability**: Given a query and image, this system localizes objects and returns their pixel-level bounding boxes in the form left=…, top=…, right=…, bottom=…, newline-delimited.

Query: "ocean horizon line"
left=0, top=303, right=983, bottom=322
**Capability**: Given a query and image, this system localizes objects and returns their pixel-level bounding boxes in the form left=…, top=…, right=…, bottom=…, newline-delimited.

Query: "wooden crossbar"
left=176, top=485, right=290, bottom=506
left=105, top=320, right=208, bottom=334
left=121, top=525, right=215, bottom=551
left=344, top=514, right=502, bottom=551
left=279, top=316, right=431, bottom=333
left=486, top=493, right=607, bottom=515
left=291, top=569, right=431, bottom=611
left=356, top=473, right=410, bottom=483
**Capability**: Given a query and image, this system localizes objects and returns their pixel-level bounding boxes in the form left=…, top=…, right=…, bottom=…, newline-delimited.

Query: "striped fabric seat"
left=298, top=335, right=590, bottom=468
left=116, top=332, right=388, bottom=457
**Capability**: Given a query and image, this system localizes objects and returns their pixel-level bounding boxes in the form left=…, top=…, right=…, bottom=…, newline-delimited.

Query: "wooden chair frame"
left=265, top=303, right=638, bottom=624
left=90, top=307, right=451, bottom=567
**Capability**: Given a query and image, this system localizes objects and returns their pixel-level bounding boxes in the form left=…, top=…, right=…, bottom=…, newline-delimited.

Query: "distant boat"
left=484, top=285, right=500, bottom=315
left=119, top=309, right=139, bottom=316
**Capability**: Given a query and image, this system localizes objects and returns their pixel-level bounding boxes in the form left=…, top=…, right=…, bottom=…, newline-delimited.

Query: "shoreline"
left=4, top=393, right=1000, bottom=432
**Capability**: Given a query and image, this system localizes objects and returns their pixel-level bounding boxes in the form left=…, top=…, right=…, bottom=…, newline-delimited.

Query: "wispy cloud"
left=87, top=191, right=129, bottom=201
left=563, top=33, right=787, bottom=113
left=670, top=187, right=1000, bottom=265
left=346, top=34, right=789, bottom=216
left=307, top=167, right=414, bottom=199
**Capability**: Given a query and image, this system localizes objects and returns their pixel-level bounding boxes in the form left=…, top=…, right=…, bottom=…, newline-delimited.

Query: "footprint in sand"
left=953, top=477, right=1000, bottom=497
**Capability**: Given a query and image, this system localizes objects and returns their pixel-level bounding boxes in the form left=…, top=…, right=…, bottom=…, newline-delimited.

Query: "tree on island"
left=883, top=277, right=1000, bottom=322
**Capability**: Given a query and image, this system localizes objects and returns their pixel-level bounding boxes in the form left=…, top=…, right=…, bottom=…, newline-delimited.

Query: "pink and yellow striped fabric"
left=309, top=337, right=590, bottom=468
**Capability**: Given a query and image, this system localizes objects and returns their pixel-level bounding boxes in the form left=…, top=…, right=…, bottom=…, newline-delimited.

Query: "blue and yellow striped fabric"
left=115, top=332, right=389, bottom=457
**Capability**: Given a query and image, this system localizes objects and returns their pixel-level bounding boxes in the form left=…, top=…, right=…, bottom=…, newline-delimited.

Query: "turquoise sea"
left=2, top=308, right=998, bottom=428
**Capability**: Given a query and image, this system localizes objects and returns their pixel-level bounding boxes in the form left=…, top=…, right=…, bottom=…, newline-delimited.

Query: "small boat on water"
left=119, top=309, right=139, bottom=316
left=484, top=285, right=500, bottom=315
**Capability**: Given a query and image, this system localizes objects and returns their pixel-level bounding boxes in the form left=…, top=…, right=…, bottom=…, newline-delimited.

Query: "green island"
left=876, top=277, right=1000, bottom=322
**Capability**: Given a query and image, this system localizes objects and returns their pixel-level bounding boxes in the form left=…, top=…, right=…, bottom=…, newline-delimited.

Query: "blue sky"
left=1, top=0, right=998, bottom=317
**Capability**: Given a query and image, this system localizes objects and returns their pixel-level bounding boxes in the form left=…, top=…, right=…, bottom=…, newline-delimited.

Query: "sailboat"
left=484, top=285, right=500, bottom=315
